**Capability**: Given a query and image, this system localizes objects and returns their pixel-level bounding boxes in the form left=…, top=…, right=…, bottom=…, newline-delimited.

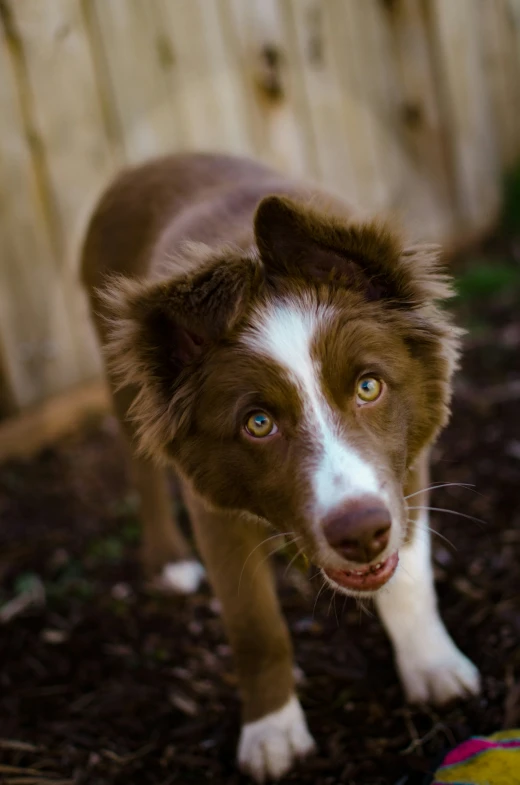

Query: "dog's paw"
left=398, top=634, right=480, bottom=706
left=152, top=560, right=205, bottom=594
left=238, top=695, right=316, bottom=782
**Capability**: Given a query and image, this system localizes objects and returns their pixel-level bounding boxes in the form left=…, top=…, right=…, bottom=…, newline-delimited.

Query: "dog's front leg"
left=184, top=489, right=315, bottom=782
left=376, top=458, right=480, bottom=705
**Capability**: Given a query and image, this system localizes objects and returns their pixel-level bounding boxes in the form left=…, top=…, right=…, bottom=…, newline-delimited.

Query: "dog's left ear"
left=100, top=249, right=263, bottom=458
left=254, top=195, right=453, bottom=306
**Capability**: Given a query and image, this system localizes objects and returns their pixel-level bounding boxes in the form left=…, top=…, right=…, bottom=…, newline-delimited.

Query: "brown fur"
left=95, top=192, right=460, bottom=470
left=81, top=152, right=463, bottom=767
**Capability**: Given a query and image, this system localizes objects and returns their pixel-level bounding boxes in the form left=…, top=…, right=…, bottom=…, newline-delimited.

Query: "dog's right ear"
left=100, top=248, right=263, bottom=458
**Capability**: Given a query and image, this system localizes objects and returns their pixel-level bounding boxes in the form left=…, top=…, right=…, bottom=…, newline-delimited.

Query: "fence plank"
left=88, top=0, right=185, bottom=163
left=221, top=0, right=317, bottom=177
left=156, top=0, right=251, bottom=156
left=0, top=4, right=81, bottom=407
left=0, top=337, right=18, bottom=419
left=286, top=0, right=458, bottom=242
left=6, top=0, right=115, bottom=383
left=428, top=0, right=501, bottom=235
left=0, top=380, right=109, bottom=462
left=286, top=0, right=359, bottom=201
left=479, top=0, right=520, bottom=169
left=325, top=0, right=393, bottom=211
left=376, top=0, right=457, bottom=240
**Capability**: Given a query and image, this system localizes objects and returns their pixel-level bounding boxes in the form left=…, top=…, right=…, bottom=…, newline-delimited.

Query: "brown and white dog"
left=81, top=153, right=480, bottom=782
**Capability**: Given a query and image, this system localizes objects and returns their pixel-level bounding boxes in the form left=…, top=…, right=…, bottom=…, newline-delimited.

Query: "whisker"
left=407, top=505, right=487, bottom=528
left=312, top=579, right=328, bottom=619
left=333, top=592, right=340, bottom=627
left=333, top=593, right=338, bottom=624
left=356, top=598, right=375, bottom=619
left=411, top=519, right=458, bottom=551
left=283, top=538, right=306, bottom=578
left=250, top=536, right=300, bottom=584
left=327, top=590, right=340, bottom=626
left=238, top=531, right=293, bottom=594
left=404, top=482, right=476, bottom=500
left=397, top=562, right=416, bottom=584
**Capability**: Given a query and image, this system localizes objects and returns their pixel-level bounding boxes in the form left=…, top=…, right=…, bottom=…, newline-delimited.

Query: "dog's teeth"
left=375, top=562, right=382, bottom=569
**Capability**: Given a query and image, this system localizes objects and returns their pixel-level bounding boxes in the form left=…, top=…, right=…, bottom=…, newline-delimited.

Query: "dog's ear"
left=100, top=250, right=263, bottom=457
left=254, top=196, right=453, bottom=307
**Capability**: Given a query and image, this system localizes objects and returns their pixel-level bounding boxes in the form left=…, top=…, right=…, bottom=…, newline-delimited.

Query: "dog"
left=81, top=152, right=480, bottom=782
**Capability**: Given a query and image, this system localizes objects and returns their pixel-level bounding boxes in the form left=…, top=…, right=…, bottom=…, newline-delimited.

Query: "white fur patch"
left=376, top=516, right=480, bottom=704
left=238, top=695, right=316, bottom=782
left=156, top=560, right=205, bottom=594
left=243, top=297, right=380, bottom=518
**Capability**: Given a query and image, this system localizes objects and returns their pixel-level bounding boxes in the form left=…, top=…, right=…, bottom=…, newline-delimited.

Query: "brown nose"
left=323, top=496, right=391, bottom=563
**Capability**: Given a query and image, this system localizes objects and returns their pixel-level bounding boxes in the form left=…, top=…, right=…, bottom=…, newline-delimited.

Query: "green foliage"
left=120, top=519, right=141, bottom=545
left=110, top=492, right=140, bottom=519
left=13, top=571, right=42, bottom=595
left=454, top=259, right=520, bottom=301
left=501, top=167, right=520, bottom=234
left=47, top=575, right=94, bottom=601
left=45, top=559, right=95, bottom=601
left=110, top=493, right=141, bottom=544
left=330, top=688, right=354, bottom=709
left=87, top=535, right=125, bottom=564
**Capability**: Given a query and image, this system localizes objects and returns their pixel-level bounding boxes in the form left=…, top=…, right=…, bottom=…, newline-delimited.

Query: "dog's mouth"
left=323, top=552, right=399, bottom=592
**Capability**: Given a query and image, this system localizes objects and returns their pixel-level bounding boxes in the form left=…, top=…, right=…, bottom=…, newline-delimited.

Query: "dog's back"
left=82, top=153, right=328, bottom=292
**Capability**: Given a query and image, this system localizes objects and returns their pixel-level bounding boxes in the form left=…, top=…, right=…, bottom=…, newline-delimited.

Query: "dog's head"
left=104, top=196, right=461, bottom=596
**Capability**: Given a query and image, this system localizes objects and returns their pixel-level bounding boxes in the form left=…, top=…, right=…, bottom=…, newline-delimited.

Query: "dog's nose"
left=322, top=496, right=391, bottom=563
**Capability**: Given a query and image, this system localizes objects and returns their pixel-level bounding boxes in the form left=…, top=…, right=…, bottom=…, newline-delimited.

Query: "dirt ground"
left=1, top=232, right=520, bottom=785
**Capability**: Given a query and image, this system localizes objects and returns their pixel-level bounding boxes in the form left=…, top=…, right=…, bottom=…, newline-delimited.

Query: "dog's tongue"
left=324, top=552, right=399, bottom=591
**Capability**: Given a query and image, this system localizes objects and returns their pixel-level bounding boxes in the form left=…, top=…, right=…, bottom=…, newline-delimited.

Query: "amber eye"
left=356, top=376, right=383, bottom=404
left=245, top=411, right=278, bottom=438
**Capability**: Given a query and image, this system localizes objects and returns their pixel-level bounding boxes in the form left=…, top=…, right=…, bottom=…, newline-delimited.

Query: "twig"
left=0, top=578, right=45, bottom=624
left=4, top=779, right=74, bottom=785
left=0, top=741, right=41, bottom=753
left=101, top=743, right=155, bottom=766
left=401, top=721, right=449, bottom=755
left=0, top=766, right=44, bottom=776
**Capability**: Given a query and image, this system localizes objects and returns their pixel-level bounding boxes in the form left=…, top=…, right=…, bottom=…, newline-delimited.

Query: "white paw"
left=154, top=560, right=205, bottom=594
left=397, top=632, right=480, bottom=705
left=238, top=695, right=316, bottom=782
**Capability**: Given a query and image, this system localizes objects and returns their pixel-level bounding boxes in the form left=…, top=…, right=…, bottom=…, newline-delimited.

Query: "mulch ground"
left=1, top=235, right=520, bottom=785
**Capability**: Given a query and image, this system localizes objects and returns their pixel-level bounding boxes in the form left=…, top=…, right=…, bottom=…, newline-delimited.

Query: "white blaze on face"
left=242, top=295, right=381, bottom=519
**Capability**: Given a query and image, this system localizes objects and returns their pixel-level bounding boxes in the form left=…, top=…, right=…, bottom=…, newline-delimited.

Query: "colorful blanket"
left=432, top=730, right=520, bottom=784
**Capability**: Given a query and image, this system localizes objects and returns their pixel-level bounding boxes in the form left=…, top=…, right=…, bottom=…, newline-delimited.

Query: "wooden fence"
left=1, top=0, right=520, bottom=419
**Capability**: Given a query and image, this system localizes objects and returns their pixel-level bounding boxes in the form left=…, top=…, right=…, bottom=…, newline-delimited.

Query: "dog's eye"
left=245, top=412, right=278, bottom=438
left=356, top=376, right=383, bottom=404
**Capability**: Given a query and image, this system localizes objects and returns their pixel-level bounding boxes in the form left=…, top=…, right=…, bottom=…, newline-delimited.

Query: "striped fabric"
left=432, top=730, right=520, bottom=784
